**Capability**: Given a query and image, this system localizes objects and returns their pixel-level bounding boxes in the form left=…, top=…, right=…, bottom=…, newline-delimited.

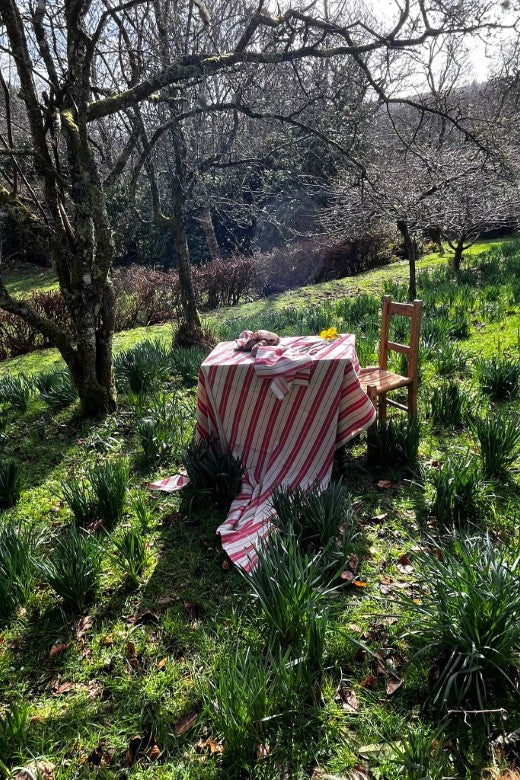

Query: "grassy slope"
left=0, top=238, right=506, bottom=378
left=0, top=239, right=518, bottom=779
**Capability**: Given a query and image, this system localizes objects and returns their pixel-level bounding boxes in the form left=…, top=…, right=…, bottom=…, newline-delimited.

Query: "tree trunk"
left=452, top=237, right=465, bottom=271
left=200, top=208, right=221, bottom=262
left=397, top=219, right=417, bottom=300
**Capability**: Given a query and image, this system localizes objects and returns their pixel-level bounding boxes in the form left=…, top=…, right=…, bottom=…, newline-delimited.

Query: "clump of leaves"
left=40, top=528, right=101, bottom=612
left=245, top=530, right=332, bottom=651
left=36, top=367, right=78, bottom=409
left=434, top=343, right=467, bottom=377
left=476, top=356, right=520, bottom=401
left=472, top=409, right=520, bottom=479
left=429, top=455, right=486, bottom=529
left=111, top=527, right=148, bottom=587
left=0, top=700, right=29, bottom=761
left=0, top=374, right=31, bottom=412
left=404, top=535, right=520, bottom=707
left=367, top=415, right=420, bottom=473
left=170, top=346, right=206, bottom=385
left=182, top=438, right=243, bottom=504
left=114, top=339, right=169, bottom=393
left=379, top=722, right=453, bottom=780
left=0, top=458, right=22, bottom=509
left=271, top=481, right=355, bottom=567
left=62, top=459, right=129, bottom=529
left=206, top=648, right=271, bottom=762
left=429, top=381, right=467, bottom=428
left=89, top=459, right=129, bottom=529
left=0, top=520, right=38, bottom=623
left=136, top=392, right=193, bottom=465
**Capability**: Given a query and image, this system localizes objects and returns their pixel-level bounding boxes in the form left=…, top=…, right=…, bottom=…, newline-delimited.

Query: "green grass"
left=0, top=238, right=518, bottom=778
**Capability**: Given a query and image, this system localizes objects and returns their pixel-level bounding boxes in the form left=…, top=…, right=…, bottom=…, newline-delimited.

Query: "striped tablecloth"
left=192, top=333, right=376, bottom=570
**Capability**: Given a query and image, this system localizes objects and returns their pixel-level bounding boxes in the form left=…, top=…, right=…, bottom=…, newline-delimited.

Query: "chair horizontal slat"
left=386, top=398, right=409, bottom=412
left=387, top=340, right=410, bottom=354
left=388, top=302, right=414, bottom=316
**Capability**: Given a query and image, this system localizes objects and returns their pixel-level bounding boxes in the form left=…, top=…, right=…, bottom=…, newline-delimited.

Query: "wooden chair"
left=359, top=295, right=423, bottom=420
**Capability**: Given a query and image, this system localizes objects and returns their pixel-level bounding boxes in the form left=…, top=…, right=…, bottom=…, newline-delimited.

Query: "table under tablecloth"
left=150, top=334, right=376, bottom=570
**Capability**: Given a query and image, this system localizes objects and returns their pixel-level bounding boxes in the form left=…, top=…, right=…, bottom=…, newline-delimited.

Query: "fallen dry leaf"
left=221, top=559, right=230, bottom=570
left=183, top=600, right=204, bottom=620
left=147, top=743, right=161, bottom=761
left=122, top=734, right=142, bottom=767
left=370, top=513, right=387, bottom=522
left=15, top=761, right=55, bottom=780
left=340, top=570, right=355, bottom=581
left=157, top=595, right=177, bottom=607
left=74, top=614, right=93, bottom=639
left=195, top=737, right=224, bottom=754
left=126, top=609, right=159, bottom=626
left=156, top=657, right=167, bottom=671
left=51, top=680, right=76, bottom=696
left=353, top=580, right=367, bottom=587
left=376, top=479, right=392, bottom=489
left=360, top=674, right=378, bottom=689
left=174, top=710, right=199, bottom=735
left=386, top=677, right=404, bottom=696
left=256, top=743, right=271, bottom=760
left=49, top=642, right=71, bottom=660
left=88, top=681, right=103, bottom=699
left=126, top=641, right=137, bottom=658
left=336, top=687, right=360, bottom=713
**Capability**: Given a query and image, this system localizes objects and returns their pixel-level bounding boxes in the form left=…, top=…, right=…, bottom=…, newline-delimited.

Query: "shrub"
left=194, top=256, right=257, bottom=309
left=404, top=535, right=520, bottom=707
left=434, top=343, right=467, bottom=376
left=0, top=291, right=71, bottom=360
left=429, top=381, right=467, bottom=428
left=429, top=455, right=486, bottom=528
left=111, top=527, right=147, bottom=587
left=0, top=374, right=31, bottom=412
left=36, top=368, right=77, bottom=409
left=136, top=392, right=194, bottom=465
left=40, top=528, right=101, bottom=612
left=367, top=416, right=420, bottom=472
left=0, top=459, right=22, bottom=509
left=472, top=409, right=520, bottom=479
left=271, top=481, right=355, bottom=554
left=207, top=648, right=271, bottom=761
left=0, top=700, right=29, bottom=760
left=89, top=460, right=129, bottom=529
left=182, top=438, right=243, bottom=505
left=315, top=234, right=394, bottom=283
left=61, top=478, right=97, bottom=527
left=169, top=347, right=206, bottom=385
left=476, top=356, right=520, bottom=401
left=245, top=530, right=332, bottom=648
left=114, top=340, right=169, bottom=394
left=0, top=521, right=38, bottom=623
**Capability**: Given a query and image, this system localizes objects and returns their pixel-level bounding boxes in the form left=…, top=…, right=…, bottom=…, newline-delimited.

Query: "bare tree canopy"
left=0, top=0, right=517, bottom=413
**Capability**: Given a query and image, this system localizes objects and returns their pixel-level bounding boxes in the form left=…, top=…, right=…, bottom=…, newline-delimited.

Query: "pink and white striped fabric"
left=149, top=334, right=376, bottom=571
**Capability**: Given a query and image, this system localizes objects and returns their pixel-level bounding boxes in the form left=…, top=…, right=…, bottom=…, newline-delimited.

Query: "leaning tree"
left=0, top=0, right=514, bottom=414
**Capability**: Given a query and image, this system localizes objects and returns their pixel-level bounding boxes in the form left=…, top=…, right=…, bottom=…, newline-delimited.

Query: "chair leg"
left=407, top=382, right=417, bottom=418
left=366, top=384, right=378, bottom=417
left=378, top=392, right=387, bottom=422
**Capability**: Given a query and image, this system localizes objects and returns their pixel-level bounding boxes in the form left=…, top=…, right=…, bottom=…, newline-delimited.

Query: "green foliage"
left=182, top=438, right=243, bottom=504
left=0, top=458, right=22, bottom=509
left=271, top=481, right=355, bottom=560
left=381, top=723, right=452, bottom=780
left=132, top=492, right=154, bottom=532
left=111, top=527, right=148, bottom=587
left=170, top=346, right=206, bottom=384
left=62, top=460, right=129, bottom=529
left=0, top=700, right=29, bottom=760
left=429, top=381, right=467, bottom=427
left=136, top=392, right=193, bottom=465
left=429, top=455, right=486, bottom=529
left=476, top=355, right=520, bottom=401
left=89, top=459, right=129, bottom=529
left=434, top=342, right=467, bottom=376
left=36, top=367, right=77, bottom=409
left=0, top=374, right=31, bottom=412
left=472, top=409, right=520, bottom=479
left=367, top=415, right=420, bottom=472
left=0, top=520, right=38, bottom=623
left=114, top=339, right=169, bottom=393
left=40, top=528, right=101, bottom=612
left=405, top=535, right=520, bottom=707
left=245, top=530, right=332, bottom=650
left=207, top=648, right=271, bottom=761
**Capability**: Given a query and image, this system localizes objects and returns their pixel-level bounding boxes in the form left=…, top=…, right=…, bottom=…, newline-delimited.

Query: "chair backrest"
left=379, top=295, right=423, bottom=379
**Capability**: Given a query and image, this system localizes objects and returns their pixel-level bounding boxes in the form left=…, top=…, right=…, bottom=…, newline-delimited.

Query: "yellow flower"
left=319, top=326, right=338, bottom=341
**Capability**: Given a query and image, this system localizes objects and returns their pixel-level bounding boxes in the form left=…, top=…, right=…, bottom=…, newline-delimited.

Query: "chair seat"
left=358, top=366, right=412, bottom=394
